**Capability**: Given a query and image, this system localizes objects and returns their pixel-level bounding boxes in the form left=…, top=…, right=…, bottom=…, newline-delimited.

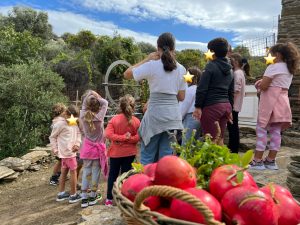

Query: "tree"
left=67, top=30, right=97, bottom=50
left=5, top=6, right=53, bottom=40
left=0, top=61, right=67, bottom=159
left=138, top=42, right=156, bottom=54
left=176, top=49, right=205, bottom=70
left=233, top=45, right=251, bottom=58
left=0, top=26, right=43, bottom=65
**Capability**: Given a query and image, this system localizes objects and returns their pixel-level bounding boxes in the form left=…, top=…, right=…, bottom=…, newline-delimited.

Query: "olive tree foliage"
left=0, top=26, right=43, bottom=65
left=0, top=62, right=67, bottom=159
left=3, top=6, right=53, bottom=40
left=176, top=49, right=206, bottom=70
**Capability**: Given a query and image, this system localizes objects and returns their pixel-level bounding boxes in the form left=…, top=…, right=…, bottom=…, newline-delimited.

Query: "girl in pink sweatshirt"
left=250, top=42, right=300, bottom=170
left=79, top=90, right=108, bottom=208
left=49, top=105, right=82, bottom=203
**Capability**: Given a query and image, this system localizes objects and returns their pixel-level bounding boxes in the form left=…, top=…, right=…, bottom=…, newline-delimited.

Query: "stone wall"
left=277, top=0, right=300, bottom=128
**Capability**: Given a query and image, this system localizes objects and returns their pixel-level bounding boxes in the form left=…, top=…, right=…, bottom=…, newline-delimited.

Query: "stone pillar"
left=277, top=0, right=300, bottom=128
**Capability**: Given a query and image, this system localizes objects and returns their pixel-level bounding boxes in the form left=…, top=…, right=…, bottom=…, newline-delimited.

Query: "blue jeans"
left=140, top=131, right=176, bottom=165
left=182, top=113, right=201, bottom=145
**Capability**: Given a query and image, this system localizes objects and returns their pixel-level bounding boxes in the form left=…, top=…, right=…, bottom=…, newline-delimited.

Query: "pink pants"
left=256, top=123, right=282, bottom=151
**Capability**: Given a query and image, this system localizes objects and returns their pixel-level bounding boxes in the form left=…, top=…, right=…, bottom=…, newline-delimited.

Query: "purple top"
left=79, top=91, right=108, bottom=143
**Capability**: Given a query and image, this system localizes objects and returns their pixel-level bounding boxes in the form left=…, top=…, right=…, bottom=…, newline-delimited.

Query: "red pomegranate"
left=143, top=163, right=157, bottom=180
left=143, top=196, right=161, bottom=211
left=170, top=188, right=222, bottom=224
left=121, top=174, right=152, bottom=201
left=260, top=183, right=293, bottom=198
left=221, top=186, right=279, bottom=225
left=209, top=164, right=258, bottom=201
left=154, top=156, right=197, bottom=189
left=260, top=184, right=300, bottom=225
left=155, top=207, right=172, bottom=217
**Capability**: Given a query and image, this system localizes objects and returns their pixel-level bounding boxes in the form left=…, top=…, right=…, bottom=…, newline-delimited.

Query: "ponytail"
left=83, top=96, right=100, bottom=131
left=119, top=94, right=135, bottom=124
left=157, top=33, right=177, bottom=72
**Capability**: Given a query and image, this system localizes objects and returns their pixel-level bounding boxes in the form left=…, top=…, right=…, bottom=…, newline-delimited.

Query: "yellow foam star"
left=204, top=49, right=215, bottom=61
left=264, top=53, right=276, bottom=65
left=183, top=71, right=194, bottom=83
left=67, top=114, right=78, bottom=126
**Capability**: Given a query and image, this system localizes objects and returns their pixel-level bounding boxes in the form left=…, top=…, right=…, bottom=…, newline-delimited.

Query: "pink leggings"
left=256, top=123, right=282, bottom=151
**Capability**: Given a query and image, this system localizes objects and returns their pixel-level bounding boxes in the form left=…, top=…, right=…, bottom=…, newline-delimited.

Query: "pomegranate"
left=260, top=184, right=300, bottom=225
left=155, top=207, right=172, bottom=217
left=170, top=188, right=222, bottom=224
left=260, top=183, right=293, bottom=198
left=209, top=164, right=258, bottom=201
left=154, top=156, right=196, bottom=189
left=221, top=186, right=279, bottom=225
left=143, top=163, right=157, bottom=180
left=143, top=196, right=161, bottom=211
left=121, top=174, right=152, bottom=201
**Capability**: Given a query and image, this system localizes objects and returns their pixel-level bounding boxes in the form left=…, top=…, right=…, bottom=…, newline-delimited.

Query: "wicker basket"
left=113, top=170, right=225, bottom=225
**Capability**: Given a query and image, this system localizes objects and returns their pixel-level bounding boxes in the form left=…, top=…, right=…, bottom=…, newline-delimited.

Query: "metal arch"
left=104, top=60, right=140, bottom=106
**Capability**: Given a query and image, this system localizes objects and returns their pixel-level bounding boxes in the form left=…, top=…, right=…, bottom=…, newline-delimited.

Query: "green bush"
left=0, top=61, right=67, bottom=159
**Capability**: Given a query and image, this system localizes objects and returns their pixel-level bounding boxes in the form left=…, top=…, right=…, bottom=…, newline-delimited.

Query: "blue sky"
left=0, top=0, right=281, bottom=51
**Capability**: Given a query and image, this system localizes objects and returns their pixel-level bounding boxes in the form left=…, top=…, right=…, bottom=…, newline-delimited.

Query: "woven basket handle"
left=133, top=185, right=224, bottom=225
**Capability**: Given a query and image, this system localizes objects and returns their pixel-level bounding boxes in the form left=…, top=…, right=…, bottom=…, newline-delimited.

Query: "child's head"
left=51, top=103, right=66, bottom=118
left=187, top=67, right=202, bottom=85
left=65, top=105, right=79, bottom=118
left=207, top=38, right=229, bottom=58
left=119, top=94, right=135, bottom=123
left=230, top=53, right=251, bottom=77
left=270, top=42, right=300, bottom=75
left=86, top=96, right=100, bottom=113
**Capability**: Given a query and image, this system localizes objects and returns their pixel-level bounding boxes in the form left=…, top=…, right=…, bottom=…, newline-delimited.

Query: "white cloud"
left=0, top=6, right=207, bottom=51
left=75, top=0, right=281, bottom=41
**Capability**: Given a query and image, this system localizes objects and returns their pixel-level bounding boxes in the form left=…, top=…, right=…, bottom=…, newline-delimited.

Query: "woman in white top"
left=179, top=67, right=202, bottom=145
left=124, top=32, right=186, bottom=165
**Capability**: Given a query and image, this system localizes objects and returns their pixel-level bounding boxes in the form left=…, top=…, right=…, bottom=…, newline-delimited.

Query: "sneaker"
left=105, top=199, right=113, bottom=207
left=49, top=180, right=59, bottom=186
left=69, top=193, right=81, bottom=204
left=264, top=159, right=279, bottom=170
left=81, top=198, right=89, bottom=208
left=88, top=194, right=102, bottom=206
left=56, top=192, right=70, bottom=202
left=249, top=159, right=266, bottom=170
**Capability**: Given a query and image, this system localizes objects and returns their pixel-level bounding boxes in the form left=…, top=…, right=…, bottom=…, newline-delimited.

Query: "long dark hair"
left=270, top=42, right=300, bottom=75
left=230, top=53, right=250, bottom=77
left=157, top=32, right=177, bottom=72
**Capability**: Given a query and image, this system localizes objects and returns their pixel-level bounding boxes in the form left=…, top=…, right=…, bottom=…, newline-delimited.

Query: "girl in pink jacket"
left=49, top=105, right=82, bottom=203
left=250, top=42, right=300, bottom=170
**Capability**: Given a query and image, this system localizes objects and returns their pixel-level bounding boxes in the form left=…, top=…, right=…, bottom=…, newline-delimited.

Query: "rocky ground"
left=0, top=142, right=299, bottom=225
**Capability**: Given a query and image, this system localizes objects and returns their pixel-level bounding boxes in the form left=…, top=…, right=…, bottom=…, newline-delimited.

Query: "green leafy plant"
left=172, top=130, right=253, bottom=189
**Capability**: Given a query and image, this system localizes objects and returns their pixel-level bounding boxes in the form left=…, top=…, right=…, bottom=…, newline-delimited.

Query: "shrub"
left=0, top=61, right=67, bottom=159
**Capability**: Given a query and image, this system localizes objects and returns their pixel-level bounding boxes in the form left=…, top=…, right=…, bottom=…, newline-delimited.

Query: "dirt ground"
left=0, top=162, right=107, bottom=225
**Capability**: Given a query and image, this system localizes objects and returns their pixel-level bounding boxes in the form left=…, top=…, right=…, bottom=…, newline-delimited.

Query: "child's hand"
left=53, top=150, right=58, bottom=156
left=72, top=145, right=80, bottom=152
left=255, top=79, right=262, bottom=90
left=125, top=132, right=131, bottom=140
